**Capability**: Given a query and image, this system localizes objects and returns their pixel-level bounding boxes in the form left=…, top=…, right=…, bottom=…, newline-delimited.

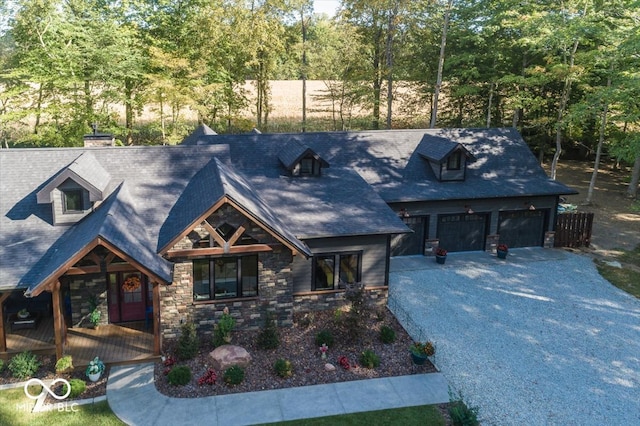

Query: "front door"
left=108, top=272, right=149, bottom=323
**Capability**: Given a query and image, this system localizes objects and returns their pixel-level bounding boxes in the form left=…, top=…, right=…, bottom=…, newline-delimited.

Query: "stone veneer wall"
left=159, top=205, right=295, bottom=341
left=292, top=286, right=388, bottom=314
left=67, top=274, right=108, bottom=327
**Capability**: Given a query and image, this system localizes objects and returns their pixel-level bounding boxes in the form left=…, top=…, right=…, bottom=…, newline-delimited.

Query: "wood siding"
left=292, top=235, right=389, bottom=293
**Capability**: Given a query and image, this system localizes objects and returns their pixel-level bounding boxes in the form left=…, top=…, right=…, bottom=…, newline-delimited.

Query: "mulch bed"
left=1, top=307, right=438, bottom=404
left=0, top=355, right=108, bottom=403
left=155, top=308, right=437, bottom=398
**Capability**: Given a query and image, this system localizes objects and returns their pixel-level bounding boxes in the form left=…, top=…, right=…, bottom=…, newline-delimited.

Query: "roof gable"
left=36, top=152, right=113, bottom=204
left=158, top=158, right=311, bottom=257
left=415, top=135, right=475, bottom=164
left=24, top=183, right=173, bottom=296
left=278, top=137, right=330, bottom=171
left=181, top=124, right=218, bottom=146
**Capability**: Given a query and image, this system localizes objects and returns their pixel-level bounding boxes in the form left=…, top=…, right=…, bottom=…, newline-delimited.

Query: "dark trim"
left=311, top=251, right=363, bottom=291
left=193, top=254, right=259, bottom=301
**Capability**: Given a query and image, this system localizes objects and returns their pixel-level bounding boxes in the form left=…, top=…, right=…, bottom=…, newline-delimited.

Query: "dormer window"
left=35, top=152, right=112, bottom=225
left=63, top=189, right=84, bottom=213
left=299, top=156, right=321, bottom=176
left=447, top=151, right=461, bottom=171
left=415, top=135, right=475, bottom=182
left=278, top=138, right=329, bottom=177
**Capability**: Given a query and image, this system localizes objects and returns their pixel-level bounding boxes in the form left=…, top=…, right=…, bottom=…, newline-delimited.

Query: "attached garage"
left=437, top=213, right=489, bottom=252
left=498, top=210, right=548, bottom=248
left=391, top=216, right=429, bottom=256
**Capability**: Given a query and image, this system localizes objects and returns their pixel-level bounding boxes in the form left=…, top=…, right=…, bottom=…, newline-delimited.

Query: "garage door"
left=391, top=216, right=428, bottom=256
left=437, top=213, right=488, bottom=252
left=498, top=210, right=547, bottom=248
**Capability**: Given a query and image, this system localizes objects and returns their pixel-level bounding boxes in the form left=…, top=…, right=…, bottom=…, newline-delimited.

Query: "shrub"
left=0, top=359, right=4, bottom=373
left=379, top=325, right=396, bottom=343
left=343, top=283, right=369, bottom=340
left=257, top=313, right=280, bottom=350
left=273, top=359, right=293, bottom=378
left=315, top=330, right=334, bottom=348
left=224, top=366, right=245, bottom=386
left=213, top=308, right=236, bottom=347
left=167, top=365, right=192, bottom=386
left=177, top=322, right=199, bottom=360
left=197, top=369, right=217, bottom=386
left=8, top=351, right=41, bottom=379
left=449, top=400, right=479, bottom=426
left=337, top=355, right=351, bottom=370
left=55, top=355, right=74, bottom=373
left=359, top=349, right=380, bottom=369
left=64, top=379, right=87, bottom=399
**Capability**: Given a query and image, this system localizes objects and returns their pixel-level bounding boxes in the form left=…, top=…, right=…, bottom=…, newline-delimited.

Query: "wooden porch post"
left=0, top=292, right=10, bottom=353
left=51, top=281, right=64, bottom=360
left=152, top=282, right=161, bottom=356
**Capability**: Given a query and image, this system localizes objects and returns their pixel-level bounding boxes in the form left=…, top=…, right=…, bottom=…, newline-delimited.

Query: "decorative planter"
left=435, top=255, right=447, bottom=265
left=88, top=372, right=101, bottom=382
left=497, top=250, right=508, bottom=259
left=410, top=352, right=429, bottom=365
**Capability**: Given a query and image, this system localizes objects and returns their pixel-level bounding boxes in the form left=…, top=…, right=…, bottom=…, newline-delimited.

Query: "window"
left=62, top=189, right=83, bottom=213
left=299, top=156, right=321, bottom=176
left=314, top=255, right=335, bottom=290
left=339, top=253, right=361, bottom=284
left=193, top=255, right=258, bottom=301
left=447, top=151, right=461, bottom=170
left=313, top=252, right=362, bottom=291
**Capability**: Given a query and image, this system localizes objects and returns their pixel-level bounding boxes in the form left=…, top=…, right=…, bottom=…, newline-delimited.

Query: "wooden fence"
left=554, top=212, right=594, bottom=248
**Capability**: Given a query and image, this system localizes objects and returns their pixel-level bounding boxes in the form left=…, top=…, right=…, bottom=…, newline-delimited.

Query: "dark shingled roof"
left=181, top=123, right=218, bottom=145
left=415, top=134, right=475, bottom=163
left=23, top=183, right=173, bottom=296
left=158, top=158, right=311, bottom=256
left=192, top=128, right=576, bottom=203
left=1, top=138, right=408, bottom=291
left=277, top=137, right=329, bottom=171
left=1, top=145, right=230, bottom=291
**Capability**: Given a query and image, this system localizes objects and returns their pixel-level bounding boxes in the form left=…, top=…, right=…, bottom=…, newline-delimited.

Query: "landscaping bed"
left=155, top=307, right=437, bottom=398
left=0, top=355, right=109, bottom=403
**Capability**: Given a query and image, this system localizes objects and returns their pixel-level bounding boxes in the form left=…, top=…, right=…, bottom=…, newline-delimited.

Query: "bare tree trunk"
left=125, top=78, right=134, bottom=145
left=385, top=0, right=400, bottom=130
left=430, top=0, right=453, bottom=129
left=159, top=92, right=166, bottom=144
left=628, top=155, right=640, bottom=199
left=301, top=9, right=307, bottom=132
left=586, top=73, right=611, bottom=204
left=34, top=83, right=44, bottom=135
left=550, top=38, right=579, bottom=180
left=486, top=82, right=495, bottom=128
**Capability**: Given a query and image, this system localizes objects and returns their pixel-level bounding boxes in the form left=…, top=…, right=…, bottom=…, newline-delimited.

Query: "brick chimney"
left=83, top=123, right=115, bottom=147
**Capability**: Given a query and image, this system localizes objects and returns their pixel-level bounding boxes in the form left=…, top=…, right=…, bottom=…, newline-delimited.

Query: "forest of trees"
left=0, top=0, right=639, bottom=195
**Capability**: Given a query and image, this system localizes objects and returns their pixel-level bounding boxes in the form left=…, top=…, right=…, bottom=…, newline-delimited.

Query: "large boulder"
left=209, top=345, right=252, bottom=371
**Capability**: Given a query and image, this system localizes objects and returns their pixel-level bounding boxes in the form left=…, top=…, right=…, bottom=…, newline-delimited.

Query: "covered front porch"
left=1, top=316, right=156, bottom=366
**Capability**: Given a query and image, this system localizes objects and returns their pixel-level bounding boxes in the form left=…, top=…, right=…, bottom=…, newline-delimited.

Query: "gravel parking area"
left=389, top=249, right=640, bottom=426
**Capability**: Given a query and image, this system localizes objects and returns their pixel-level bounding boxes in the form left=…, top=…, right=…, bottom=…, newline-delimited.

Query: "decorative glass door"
left=108, top=272, right=148, bottom=323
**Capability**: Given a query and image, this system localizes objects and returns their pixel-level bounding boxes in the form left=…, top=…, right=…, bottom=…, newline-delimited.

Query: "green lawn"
left=597, top=245, right=640, bottom=299
left=266, top=405, right=446, bottom=425
left=1, top=386, right=446, bottom=425
left=0, top=387, right=125, bottom=426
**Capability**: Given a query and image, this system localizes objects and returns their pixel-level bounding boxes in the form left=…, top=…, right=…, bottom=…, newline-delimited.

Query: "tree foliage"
left=0, top=0, right=638, bottom=197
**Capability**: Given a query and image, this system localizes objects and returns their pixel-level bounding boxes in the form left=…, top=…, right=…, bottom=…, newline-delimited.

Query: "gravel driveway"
left=388, top=249, right=640, bottom=426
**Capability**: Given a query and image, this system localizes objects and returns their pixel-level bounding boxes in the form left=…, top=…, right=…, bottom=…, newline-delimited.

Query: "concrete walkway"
left=107, top=363, right=449, bottom=425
